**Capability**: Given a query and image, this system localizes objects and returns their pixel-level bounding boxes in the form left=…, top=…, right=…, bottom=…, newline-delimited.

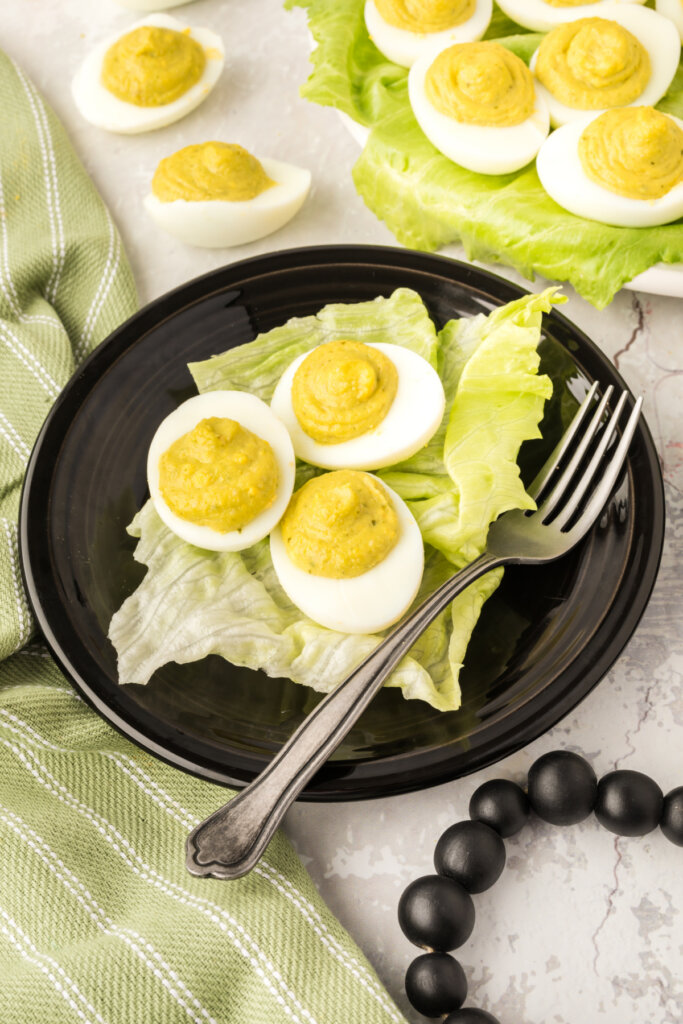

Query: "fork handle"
left=186, top=550, right=502, bottom=879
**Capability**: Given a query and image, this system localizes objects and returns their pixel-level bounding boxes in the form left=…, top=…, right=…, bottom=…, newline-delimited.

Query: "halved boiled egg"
left=143, top=142, right=311, bottom=248
left=408, top=41, right=549, bottom=174
left=72, top=13, right=224, bottom=134
left=530, top=6, right=681, bottom=127
left=147, top=390, right=295, bottom=551
left=656, top=0, right=683, bottom=41
left=270, top=339, right=445, bottom=470
left=364, top=0, right=493, bottom=68
left=495, top=0, right=646, bottom=33
left=536, top=106, right=683, bottom=227
left=270, top=470, right=424, bottom=634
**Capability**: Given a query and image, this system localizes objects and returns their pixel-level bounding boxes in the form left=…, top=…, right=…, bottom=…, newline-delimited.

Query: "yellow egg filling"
left=282, top=470, right=400, bottom=578
left=101, top=25, right=206, bottom=107
left=425, top=42, right=535, bottom=126
left=152, top=143, right=275, bottom=203
left=543, top=0, right=601, bottom=6
left=292, top=340, right=398, bottom=444
left=158, top=417, right=278, bottom=533
left=535, top=18, right=650, bottom=110
left=375, top=0, right=475, bottom=32
left=578, top=106, right=683, bottom=200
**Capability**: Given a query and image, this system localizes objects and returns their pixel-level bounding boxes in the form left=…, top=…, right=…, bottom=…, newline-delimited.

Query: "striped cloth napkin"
left=0, top=50, right=406, bottom=1024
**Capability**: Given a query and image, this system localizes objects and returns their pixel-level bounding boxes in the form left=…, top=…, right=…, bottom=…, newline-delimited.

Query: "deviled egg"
left=270, top=470, right=425, bottom=633
left=656, top=0, right=683, bottom=41
left=270, top=339, right=445, bottom=470
left=495, top=0, right=646, bottom=33
left=72, top=13, right=224, bottom=133
left=408, top=41, right=549, bottom=174
left=530, top=6, right=681, bottom=127
left=536, top=106, right=683, bottom=227
left=143, top=142, right=311, bottom=248
left=147, top=391, right=295, bottom=551
left=364, top=0, right=493, bottom=67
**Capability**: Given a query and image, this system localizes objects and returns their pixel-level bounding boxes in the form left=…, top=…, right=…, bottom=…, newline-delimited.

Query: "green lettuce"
left=109, top=288, right=556, bottom=711
left=285, top=0, right=683, bottom=308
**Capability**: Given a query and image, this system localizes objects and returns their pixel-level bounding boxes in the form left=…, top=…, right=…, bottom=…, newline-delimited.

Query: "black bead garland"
left=527, top=750, right=597, bottom=825
left=661, top=787, right=683, bottom=847
left=398, top=875, right=475, bottom=951
left=399, top=751, right=680, bottom=1024
left=404, top=952, right=467, bottom=1017
left=434, top=821, right=505, bottom=894
left=468, top=778, right=529, bottom=837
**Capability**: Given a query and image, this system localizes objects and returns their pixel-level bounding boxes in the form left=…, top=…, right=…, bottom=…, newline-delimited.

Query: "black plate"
left=19, top=246, right=665, bottom=800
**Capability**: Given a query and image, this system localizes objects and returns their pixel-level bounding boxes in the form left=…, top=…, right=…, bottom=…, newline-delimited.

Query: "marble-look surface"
left=2, top=2, right=681, bottom=1021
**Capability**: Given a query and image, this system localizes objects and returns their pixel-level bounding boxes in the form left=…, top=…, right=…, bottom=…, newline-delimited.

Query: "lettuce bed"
left=285, top=0, right=683, bottom=308
left=109, top=287, right=556, bottom=712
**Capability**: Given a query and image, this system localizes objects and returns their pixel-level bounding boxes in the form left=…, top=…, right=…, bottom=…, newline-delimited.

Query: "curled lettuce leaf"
left=109, top=287, right=557, bottom=711
left=285, top=0, right=683, bottom=308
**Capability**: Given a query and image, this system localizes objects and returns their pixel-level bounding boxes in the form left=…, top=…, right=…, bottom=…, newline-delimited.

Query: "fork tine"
left=536, top=384, right=614, bottom=518
left=528, top=381, right=601, bottom=503
left=551, top=390, right=631, bottom=530
left=562, top=396, right=642, bottom=542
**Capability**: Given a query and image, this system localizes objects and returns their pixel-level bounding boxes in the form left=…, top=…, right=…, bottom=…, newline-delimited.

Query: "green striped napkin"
left=0, top=51, right=406, bottom=1024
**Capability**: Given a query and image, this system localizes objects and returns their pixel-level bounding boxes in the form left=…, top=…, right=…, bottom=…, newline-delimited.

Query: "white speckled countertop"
left=3, top=1, right=681, bottom=1021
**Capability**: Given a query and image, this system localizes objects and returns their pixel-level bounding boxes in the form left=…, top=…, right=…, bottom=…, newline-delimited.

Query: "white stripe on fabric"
left=0, top=322, right=60, bottom=398
left=0, top=905, right=108, bottom=1024
left=76, top=211, right=118, bottom=363
left=11, top=61, right=65, bottom=306
left=1, top=519, right=30, bottom=648
left=0, top=709, right=402, bottom=1023
left=0, top=734, right=319, bottom=1024
left=0, top=411, right=30, bottom=462
left=0, top=808, right=219, bottom=1024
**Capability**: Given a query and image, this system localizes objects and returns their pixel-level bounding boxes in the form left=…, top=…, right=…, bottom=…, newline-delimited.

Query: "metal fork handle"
left=186, top=549, right=502, bottom=879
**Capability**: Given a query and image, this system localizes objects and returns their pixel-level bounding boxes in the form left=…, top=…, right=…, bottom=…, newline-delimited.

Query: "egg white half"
left=408, top=45, right=550, bottom=174
left=144, top=157, right=311, bottom=248
left=530, top=5, right=681, bottom=127
left=656, top=0, right=683, bottom=40
left=495, top=0, right=646, bottom=33
left=536, top=112, right=683, bottom=227
left=147, top=390, right=296, bottom=551
left=270, top=476, right=425, bottom=634
left=71, top=13, right=224, bottom=134
left=364, top=0, right=493, bottom=67
left=270, top=343, right=445, bottom=470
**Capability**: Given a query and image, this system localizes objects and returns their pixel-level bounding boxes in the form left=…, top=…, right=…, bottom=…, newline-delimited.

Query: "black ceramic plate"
left=20, top=246, right=665, bottom=800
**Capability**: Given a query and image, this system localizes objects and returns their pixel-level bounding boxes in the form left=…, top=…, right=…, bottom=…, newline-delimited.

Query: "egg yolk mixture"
left=152, top=142, right=275, bottom=203
left=375, top=0, right=475, bottom=32
left=535, top=18, right=650, bottom=110
left=101, top=25, right=205, bottom=107
left=282, top=470, right=400, bottom=578
left=292, top=340, right=398, bottom=444
left=578, top=107, right=683, bottom=200
left=425, top=42, right=535, bottom=126
left=543, top=0, right=600, bottom=6
left=158, top=417, right=278, bottom=533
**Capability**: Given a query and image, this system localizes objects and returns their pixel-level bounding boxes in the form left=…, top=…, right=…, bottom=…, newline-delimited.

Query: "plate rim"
left=19, top=243, right=666, bottom=800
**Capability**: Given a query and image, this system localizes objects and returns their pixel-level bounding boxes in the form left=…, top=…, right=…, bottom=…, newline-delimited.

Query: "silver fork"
left=186, top=383, right=642, bottom=880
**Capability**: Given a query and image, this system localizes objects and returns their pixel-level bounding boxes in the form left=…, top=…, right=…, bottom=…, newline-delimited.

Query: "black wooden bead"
left=444, top=1010, right=500, bottom=1024
left=405, top=952, right=467, bottom=1017
left=434, top=821, right=506, bottom=894
left=527, top=750, right=597, bottom=825
left=398, top=874, right=475, bottom=951
left=661, top=787, right=683, bottom=847
left=595, top=770, right=663, bottom=836
left=469, top=779, right=529, bottom=837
